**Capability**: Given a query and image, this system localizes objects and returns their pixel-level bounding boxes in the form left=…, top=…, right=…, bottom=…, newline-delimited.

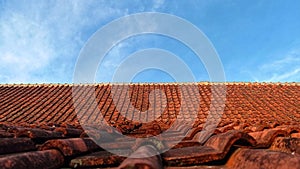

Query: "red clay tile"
left=132, top=138, right=167, bottom=153
left=118, top=145, right=163, bottom=169
left=226, top=148, right=300, bottom=169
left=53, top=127, right=83, bottom=137
left=0, top=83, right=299, bottom=129
left=270, top=137, right=300, bottom=154
left=182, top=125, right=203, bottom=141
left=69, top=150, right=130, bottom=168
left=165, top=166, right=226, bottom=169
left=244, top=124, right=270, bottom=132
left=0, top=138, right=36, bottom=154
left=248, top=129, right=288, bottom=147
left=171, top=140, right=201, bottom=149
left=204, top=130, right=256, bottom=151
left=276, top=125, right=300, bottom=134
left=162, top=145, right=219, bottom=166
left=0, top=123, right=10, bottom=130
left=100, top=141, right=134, bottom=150
left=39, top=138, right=100, bottom=156
left=0, top=130, right=14, bottom=138
left=291, top=133, right=300, bottom=138
left=16, top=128, right=64, bottom=140
left=214, top=122, right=237, bottom=133
left=0, top=83, right=300, bottom=168
left=162, top=130, right=256, bottom=166
left=0, top=149, right=64, bottom=169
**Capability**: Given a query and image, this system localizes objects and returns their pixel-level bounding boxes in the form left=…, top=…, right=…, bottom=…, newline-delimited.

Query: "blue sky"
left=0, top=0, right=300, bottom=83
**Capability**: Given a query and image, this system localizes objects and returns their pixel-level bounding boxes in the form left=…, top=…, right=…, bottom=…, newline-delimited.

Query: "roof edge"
left=0, top=82, right=299, bottom=87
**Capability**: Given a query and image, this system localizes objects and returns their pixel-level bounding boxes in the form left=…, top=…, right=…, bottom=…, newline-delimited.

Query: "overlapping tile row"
left=0, top=122, right=86, bottom=169
left=68, top=124, right=300, bottom=169
left=0, top=82, right=299, bottom=168
left=0, top=121, right=300, bottom=168
left=1, top=83, right=299, bottom=130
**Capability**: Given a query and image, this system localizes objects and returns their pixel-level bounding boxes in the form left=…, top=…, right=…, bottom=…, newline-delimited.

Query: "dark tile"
left=0, top=138, right=36, bottom=155
left=53, top=127, right=83, bottom=137
left=39, top=138, right=100, bottom=156
left=0, top=130, right=14, bottom=138
left=0, top=150, right=64, bottom=169
left=70, top=150, right=130, bottom=168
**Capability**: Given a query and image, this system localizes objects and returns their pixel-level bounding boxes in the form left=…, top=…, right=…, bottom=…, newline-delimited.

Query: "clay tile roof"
left=0, top=82, right=299, bottom=169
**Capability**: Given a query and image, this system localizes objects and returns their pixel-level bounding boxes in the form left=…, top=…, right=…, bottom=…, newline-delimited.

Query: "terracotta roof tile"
left=0, top=150, right=64, bottom=169
left=69, top=150, right=129, bottom=168
left=39, top=138, right=100, bottom=156
left=0, top=130, right=14, bottom=138
left=270, top=137, right=300, bottom=154
left=118, top=145, right=163, bottom=169
left=204, top=130, right=256, bottom=150
left=53, top=127, right=83, bottom=137
left=162, top=130, right=257, bottom=166
left=227, top=148, right=300, bottom=169
left=15, top=128, right=64, bottom=141
left=182, top=125, right=204, bottom=141
left=0, top=138, right=36, bottom=154
left=96, top=137, right=135, bottom=149
left=171, top=140, right=201, bottom=149
left=0, top=82, right=299, bottom=168
left=248, top=129, right=288, bottom=147
left=162, top=145, right=219, bottom=166
left=291, top=133, right=300, bottom=138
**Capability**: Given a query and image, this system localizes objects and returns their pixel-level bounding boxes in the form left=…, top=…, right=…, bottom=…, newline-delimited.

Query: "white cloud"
left=0, top=1, right=125, bottom=83
left=152, top=0, right=165, bottom=10
left=256, top=49, right=300, bottom=82
left=267, top=68, right=300, bottom=82
left=0, top=1, right=167, bottom=84
left=0, top=13, right=54, bottom=83
left=96, top=41, right=131, bottom=82
left=260, top=53, right=300, bottom=71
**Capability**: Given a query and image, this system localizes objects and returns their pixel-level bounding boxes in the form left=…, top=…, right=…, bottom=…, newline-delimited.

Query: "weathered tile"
left=53, top=127, right=83, bottom=137
left=16, top=128, right=64, bottom=140
left=226, top=148, right=300, bottom=169
left=39, top=138, right=100, bottom=156
left=248, top=129, right=288, bottom=147
left=270, top=137, right=300, bottom=154
left=205, top=130, right=256, bottom=152
left=0, top=83, right=300, bottom=169
left=162, top=146, right=219, bottom=166
left=70, top=150, right=130, bottom=168
left=118, top=145, right=163, bottom=169
left=0, top=150, right=64, bottom=169
left=0, top=130, right=14, bottom=138
left=0, top=138, right=36, bottom=154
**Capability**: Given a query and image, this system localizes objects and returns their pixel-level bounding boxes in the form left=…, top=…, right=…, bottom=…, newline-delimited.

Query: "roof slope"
left=0, top=82, right=299, bottom=169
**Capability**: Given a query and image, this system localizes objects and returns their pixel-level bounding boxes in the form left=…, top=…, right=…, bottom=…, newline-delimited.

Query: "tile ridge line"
left=0, top=82, right=299, bottom=87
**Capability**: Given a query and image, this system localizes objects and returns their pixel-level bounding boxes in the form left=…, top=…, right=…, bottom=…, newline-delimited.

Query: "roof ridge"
left=0, top=82, right=299, bottom=87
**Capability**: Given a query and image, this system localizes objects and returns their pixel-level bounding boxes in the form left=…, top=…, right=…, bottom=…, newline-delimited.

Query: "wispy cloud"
left=96, top=42, right=129, bottom=82
left=267, top=68, right=300, bottom=82
left=256, top=49, right=300, bottom=82
left=0, top=12, right=54, bottom=83
left=260, top=53, right=300, bottom=71
left=0, top=0, right=167, bottom=83
left=3, top=1, right=298, bottom=83
left=152, top=0, right=165, bottom=11
left=1, top=1, right=167, bottom=83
